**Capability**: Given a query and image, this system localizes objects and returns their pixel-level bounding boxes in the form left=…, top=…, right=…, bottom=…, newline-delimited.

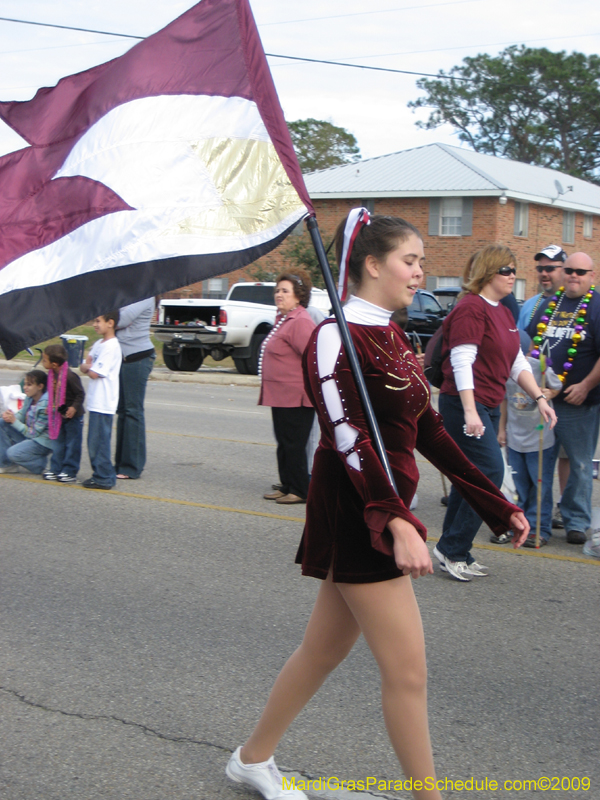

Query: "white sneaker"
left=583, top=531, right=600, bottom=559
left=226, top=747, right=308, bottom=799
left=0, top=464, right=20, bottom=474
left=465, top=560, right=489, bottom=577
left=433, top=545, right=471, bottom=581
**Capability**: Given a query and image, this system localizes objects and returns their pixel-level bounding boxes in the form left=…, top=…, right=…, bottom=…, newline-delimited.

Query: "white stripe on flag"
left=0, top=95, right=307, bottom=294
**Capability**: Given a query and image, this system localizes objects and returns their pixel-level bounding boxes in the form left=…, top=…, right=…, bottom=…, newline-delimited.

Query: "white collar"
left=342, top=295, right=393, bottom=325
left=479, top=293, right=499, bottom=307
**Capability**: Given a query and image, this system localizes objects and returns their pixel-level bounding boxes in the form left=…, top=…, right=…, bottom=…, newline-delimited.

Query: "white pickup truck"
left=152, top=281, right=331, bottom=375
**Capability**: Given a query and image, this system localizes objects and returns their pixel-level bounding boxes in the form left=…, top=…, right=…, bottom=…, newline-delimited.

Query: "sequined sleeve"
left=305, top=321, right=427, bottom=553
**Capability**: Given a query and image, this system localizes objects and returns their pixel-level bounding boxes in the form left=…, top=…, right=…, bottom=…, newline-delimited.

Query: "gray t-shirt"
left=506, top=357, right=562, bottom=453
left=116, top=298, right=156, bottom=358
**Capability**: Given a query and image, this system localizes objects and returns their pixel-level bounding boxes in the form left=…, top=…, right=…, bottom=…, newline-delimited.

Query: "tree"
left=248, top=231, right=337, bottom=290
left=409, top=46, right=600, bottom=184
left=287, top=118, right=360, bottom=173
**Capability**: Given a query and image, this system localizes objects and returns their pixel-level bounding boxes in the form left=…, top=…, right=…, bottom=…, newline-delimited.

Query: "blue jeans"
left=0, top=419, right=52, bottom=474
left=115, top=355, right=154, bottom=478
left=50, top=415, right=84, bottom=477
left=437, top=394, right=504, bottom=563
left=507, top=446, right=554, bottom=541
left=552, top=401, right=600, bottom=533
left=88, top=411, right=116, bottom=487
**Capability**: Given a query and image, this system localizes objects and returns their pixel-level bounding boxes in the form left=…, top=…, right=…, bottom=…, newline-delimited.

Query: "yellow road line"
left=0, top=475, right=304, bottom=523
left=426, top=535, right=600, bottom=566
left=2, top=475, right=599, bottom=565
left=147, top=429, right=275, bottom=447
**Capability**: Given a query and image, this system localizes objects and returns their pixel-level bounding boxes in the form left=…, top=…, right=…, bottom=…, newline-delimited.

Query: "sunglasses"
left=497, top=266, right=516, bottom=276
left=564, top=267, right=593, bottom=276
left=535, top=264, right=558, bottom=273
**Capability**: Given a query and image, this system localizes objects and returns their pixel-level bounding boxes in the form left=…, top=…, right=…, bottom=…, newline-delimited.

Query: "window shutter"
left=428, top=199, right=440, bottom=236
left=461, top=198, right=473, bottom=236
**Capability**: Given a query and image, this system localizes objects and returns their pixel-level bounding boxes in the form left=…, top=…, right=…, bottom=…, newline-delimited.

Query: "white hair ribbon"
left=338, top=207, right=370, bottom=301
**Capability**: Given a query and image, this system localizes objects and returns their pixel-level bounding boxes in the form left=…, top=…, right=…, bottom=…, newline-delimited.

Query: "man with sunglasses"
left=518, top=245, right=567, bottom=331
left=528, top=252, right=600, bottom=546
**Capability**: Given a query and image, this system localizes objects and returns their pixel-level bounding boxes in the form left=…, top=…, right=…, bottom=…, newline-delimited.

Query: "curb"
left=0, top=359, right=260, bottom=387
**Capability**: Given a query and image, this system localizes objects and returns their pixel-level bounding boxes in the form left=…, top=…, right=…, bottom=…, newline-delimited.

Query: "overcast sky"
left=0, top=0, right=598, bottom=161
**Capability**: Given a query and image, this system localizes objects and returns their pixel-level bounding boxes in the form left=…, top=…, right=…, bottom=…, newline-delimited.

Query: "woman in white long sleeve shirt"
left=433, top=246, right=556, bottom=581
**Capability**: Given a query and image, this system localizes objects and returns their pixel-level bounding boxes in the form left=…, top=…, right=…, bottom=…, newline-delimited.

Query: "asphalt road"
left=1, top=368, right=599, bottom=800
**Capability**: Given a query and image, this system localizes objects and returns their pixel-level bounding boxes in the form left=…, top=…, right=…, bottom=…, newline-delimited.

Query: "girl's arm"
left=306, top=323, right=428, bottom=561
left=416, top=404, right=528, bottom=545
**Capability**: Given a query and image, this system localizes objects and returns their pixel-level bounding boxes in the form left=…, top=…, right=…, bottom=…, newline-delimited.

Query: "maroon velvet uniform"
left=296, top=319, right=519, bottom=583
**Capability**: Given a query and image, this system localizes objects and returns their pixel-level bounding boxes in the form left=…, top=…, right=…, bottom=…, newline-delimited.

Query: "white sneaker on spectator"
left=465, top=560, right=489, bottom=577
left=0, top=464, right=20, bottom=474
left=226, top=747, right=308, bottom=799
left=432, top=546, right=471, bottom=581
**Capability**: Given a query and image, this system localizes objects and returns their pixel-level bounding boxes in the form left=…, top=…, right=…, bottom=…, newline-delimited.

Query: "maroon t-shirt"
left=440, top=293, right=520, bottom=408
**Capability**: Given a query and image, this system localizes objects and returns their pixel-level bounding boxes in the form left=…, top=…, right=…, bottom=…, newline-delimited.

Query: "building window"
left=513, top=202, right=528, bottom=237
left=361, top=199, right=375, bottom=214
left=584, top=214, right=593, bottom=239
left=428, top=198, right=473, bottom=237
left=514, top=279, right=526, bottom=302
left=438, top=276, right=461, bottom=288
left=202, top=278, right=229, bottom=298
left=563, top=211, right=575, bottom=244
left=440, top=198, right=462, bottom=235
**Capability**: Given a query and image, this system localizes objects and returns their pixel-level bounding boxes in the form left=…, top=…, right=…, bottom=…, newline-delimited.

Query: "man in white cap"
left=518, top=245, right=567, bottom=331
left=518, top=247, right=569, bottom=528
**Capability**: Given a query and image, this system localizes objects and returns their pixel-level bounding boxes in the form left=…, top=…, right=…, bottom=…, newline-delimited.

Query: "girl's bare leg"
left=337, top=576, right=442, bottom=800
left=241, top=574, right=361, bottom=764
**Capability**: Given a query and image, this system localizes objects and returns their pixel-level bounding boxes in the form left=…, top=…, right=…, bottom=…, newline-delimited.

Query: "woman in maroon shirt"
left=434, top=246, right=555, bottom=581
left=226, top=215, right=531, bottom=800
left=259, top=269, right=316, bottom=504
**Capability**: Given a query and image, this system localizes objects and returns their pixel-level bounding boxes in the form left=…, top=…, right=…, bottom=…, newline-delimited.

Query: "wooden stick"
left=535, top=353, right=548, bottom=549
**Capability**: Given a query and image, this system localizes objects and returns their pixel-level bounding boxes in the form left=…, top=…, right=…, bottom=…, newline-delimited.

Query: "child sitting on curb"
left=42, top=344, right=86, bottom=483
left=0, top=369, right=53, bottom=474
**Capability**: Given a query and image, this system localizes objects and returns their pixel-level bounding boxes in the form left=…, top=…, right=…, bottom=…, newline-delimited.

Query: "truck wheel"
left=233, top=358, right=250, bottom=375
left=179, top=349, right=204, bottom=371
left=163, top=352, right=182, bottom=371
left=246, top=333, right=267, bottom=375
left=163, top=350, right=204, bottom=372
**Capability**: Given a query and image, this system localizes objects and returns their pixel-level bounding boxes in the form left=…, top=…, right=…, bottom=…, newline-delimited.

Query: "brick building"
left=168, top=143, right=600, bottom=302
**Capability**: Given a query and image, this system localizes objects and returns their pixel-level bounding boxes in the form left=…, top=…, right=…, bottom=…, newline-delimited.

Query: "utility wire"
left=265, top=53, right=470, bottom=80
left=260, top=0, right=484, bottom=26
left=1, top=15, right=596, bottom=85
left=0, top=16, right=140, bottom=40
left=0, top=15, right=470, bottom=81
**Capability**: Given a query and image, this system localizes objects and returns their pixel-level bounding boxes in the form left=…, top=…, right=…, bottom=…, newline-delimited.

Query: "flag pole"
left=306, top=216, right=398, bottom=493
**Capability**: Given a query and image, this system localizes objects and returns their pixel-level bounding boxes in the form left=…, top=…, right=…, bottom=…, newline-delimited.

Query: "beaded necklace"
left=47, top=361, right=69, bottom=438
left=531, top=285, right=595, bottom=383
left=258, top=310, right=297, bottom=376
left=526, top=292, right=546, bottom=326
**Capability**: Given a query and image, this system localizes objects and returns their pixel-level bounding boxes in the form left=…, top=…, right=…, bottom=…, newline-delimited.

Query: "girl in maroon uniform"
left=226, top=214, right=531, bottom=800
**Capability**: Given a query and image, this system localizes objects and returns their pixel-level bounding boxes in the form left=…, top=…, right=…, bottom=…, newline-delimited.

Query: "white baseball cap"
left=534, top=245, right=567, bottom=262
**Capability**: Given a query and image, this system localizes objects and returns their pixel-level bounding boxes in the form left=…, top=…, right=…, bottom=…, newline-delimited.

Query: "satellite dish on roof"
left=552, top=179, right=573, bottom=203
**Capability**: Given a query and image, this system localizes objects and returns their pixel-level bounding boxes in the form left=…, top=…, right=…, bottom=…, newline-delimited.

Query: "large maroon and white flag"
left=0, top=0, right=313, bottom=359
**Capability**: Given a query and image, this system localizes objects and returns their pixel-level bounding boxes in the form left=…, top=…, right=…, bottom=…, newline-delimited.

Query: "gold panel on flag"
left=164, top=138, right=305, bottom=238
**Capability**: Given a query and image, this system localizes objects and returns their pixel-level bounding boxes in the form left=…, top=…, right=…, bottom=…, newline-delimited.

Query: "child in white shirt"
left=80, top=311, right=122, bottom=489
